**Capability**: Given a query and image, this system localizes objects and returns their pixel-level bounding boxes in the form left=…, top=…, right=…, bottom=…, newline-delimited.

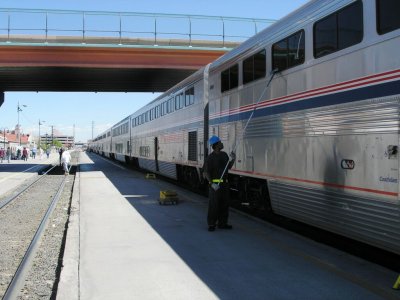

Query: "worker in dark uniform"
left=203, top=135, right=236, bottom=232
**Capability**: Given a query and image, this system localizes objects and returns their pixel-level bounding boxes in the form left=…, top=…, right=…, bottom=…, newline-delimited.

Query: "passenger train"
left=89, top=0, right=400, bottom=255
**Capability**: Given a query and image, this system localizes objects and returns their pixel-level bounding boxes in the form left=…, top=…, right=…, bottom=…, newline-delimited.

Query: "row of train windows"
left=113, top=122, right=129, bottom=137
left=221, top=0, right=400, bottom=93
left=96, top=131, right=111, bottom=141
left=132, top=87, right=195, bottom=127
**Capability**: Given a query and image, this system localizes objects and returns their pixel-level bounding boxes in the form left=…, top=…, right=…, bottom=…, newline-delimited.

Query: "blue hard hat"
left=209, top=135, right=221, bottom=146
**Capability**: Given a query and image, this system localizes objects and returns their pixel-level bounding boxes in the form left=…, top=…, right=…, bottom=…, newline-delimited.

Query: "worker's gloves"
left=230, top=151, right=236, bottom=161
left=211, top=183, right=220, bottom=191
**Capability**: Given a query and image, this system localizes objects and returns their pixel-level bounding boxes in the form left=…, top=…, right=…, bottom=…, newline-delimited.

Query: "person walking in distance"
left=6, top=147, right=11, bottom=163
left=32, top=147, right=37, bottom=159
left=59, top=148, right=64, bottom=166
left=203, top=135, right=236, bottom=232
left=22, top=147, right=28, bottom=161
left=61, top=150, right=71, bottom=175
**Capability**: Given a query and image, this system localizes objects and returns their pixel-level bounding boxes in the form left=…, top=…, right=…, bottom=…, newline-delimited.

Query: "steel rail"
left=2, top=169, right=69, bottom=300
left=0, top=164, right=57, bottom=210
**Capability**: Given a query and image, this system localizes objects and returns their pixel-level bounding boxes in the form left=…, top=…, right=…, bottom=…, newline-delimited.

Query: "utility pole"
left=17, top=101, right=27, bottom=146
left=51, top=125, right=54, bottom=147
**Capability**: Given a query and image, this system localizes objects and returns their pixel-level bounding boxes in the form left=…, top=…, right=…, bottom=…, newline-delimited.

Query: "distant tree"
left=53, top=140, right=63, bottom=148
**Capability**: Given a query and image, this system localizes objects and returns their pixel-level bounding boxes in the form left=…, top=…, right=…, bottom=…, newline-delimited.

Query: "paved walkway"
left=57, top=152, right=400, bottom=300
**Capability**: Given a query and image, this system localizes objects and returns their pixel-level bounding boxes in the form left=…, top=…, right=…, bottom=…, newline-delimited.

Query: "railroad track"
left=0, top=153, right=78, bottom=299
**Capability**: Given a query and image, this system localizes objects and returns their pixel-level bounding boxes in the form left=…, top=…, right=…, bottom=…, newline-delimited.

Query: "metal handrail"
left=0, top=8, right=275, bottom=48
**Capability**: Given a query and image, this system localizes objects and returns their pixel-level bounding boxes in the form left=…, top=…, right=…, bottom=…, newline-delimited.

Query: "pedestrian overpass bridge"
left=0, top=8, right=274, bottom=94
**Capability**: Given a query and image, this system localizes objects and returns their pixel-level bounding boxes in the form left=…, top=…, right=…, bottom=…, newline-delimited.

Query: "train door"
left=188, top=131, right=197, bottom=162
left=154, top=137, right=159, bottom=171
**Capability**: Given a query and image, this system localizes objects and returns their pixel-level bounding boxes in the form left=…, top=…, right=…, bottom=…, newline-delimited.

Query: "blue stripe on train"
left=210, top=80, right=400, bottom=126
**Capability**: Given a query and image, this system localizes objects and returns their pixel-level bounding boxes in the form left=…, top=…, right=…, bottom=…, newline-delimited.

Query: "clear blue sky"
left=0, top=0, right=308, bottom=143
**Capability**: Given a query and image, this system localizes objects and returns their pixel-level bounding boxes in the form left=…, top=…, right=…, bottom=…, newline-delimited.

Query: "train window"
left=179, top=93, right=184, bottom=108
left=175, top=93, right=184, bottom=110
left=221, top=64, right=238, bottom=93
left=314, top=0, right=363, bottom=58
left=161, top=102, right=165, bottom=116
left=272, top=30, right=305, bottom=72
left=139, top=146, right=150, bottom=157
left=243, top=50, right=266, bottom=85
left=185, top=87, right=195, bottom=106
left=156, top=105, right=160, bottom=118
left=377, top=0, right=400, bottom=34
left=167, top=98, right=174, bottom=113
left=115, top=143, right=123, bottom=153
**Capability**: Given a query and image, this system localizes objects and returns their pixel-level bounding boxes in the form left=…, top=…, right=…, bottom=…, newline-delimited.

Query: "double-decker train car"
left=129, top=67, right=207, bottom=185
left=89, top=0, right=400, bottom=255
left=91, top=129, right=112, bottom=157
left=111, top=116, right=131, bottom=162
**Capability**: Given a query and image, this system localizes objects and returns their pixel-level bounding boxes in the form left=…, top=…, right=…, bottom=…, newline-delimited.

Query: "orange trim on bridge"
left=0, top=45, right=226, bottom=69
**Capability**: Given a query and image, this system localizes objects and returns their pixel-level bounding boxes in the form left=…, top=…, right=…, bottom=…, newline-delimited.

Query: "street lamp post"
left=17, top=101, right=27, bottom=146
left=38, top=119, right=45, bottom=149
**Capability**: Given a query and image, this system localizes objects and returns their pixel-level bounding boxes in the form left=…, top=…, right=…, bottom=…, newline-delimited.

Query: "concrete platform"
left=57, top=152, right=400, bottom=300
left=0, top=152, right=59, bottom=197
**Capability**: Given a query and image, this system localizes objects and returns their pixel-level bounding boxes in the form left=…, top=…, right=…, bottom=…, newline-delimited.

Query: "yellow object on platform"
left=160, top=190, right=177, bottom=198
left=145, top=173, right=156, bottom=179
left=393, top=275, right=400, bottom=290
left=159, top=190, right=178, bottom=205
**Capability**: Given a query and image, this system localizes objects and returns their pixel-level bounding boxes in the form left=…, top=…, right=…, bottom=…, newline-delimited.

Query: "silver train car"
left=89, top=0, right=400, bottom=255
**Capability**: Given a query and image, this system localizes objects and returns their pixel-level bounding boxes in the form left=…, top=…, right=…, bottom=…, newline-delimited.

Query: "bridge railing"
left=0, top=8, right=275, bottom=49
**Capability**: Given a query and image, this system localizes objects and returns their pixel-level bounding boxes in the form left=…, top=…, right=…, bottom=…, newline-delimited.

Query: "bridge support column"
left=0, top=92, right=4, bottom=107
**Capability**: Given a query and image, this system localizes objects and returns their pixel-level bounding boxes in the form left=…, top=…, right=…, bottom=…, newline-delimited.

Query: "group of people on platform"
left=0, top=146, right=55, bottom=163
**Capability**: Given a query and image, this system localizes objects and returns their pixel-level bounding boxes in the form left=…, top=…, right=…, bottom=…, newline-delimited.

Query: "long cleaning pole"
left=216, top=68, right=279, bottom=185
